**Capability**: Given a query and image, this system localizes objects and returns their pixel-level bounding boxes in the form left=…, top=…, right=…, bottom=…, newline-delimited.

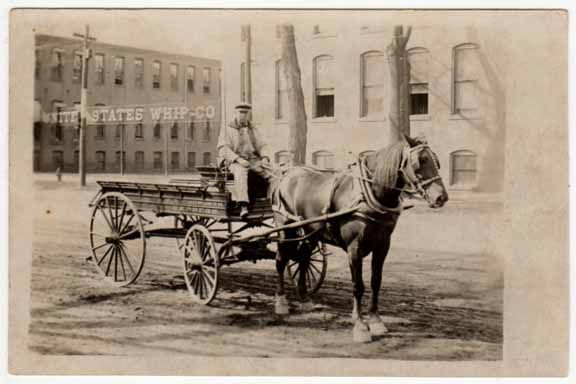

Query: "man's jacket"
left=217, top=119, right=267, bottom=165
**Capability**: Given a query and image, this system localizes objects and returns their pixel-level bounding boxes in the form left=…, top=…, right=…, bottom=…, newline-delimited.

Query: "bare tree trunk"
left=387, top=25, right=412, bottom=143
left=279, top=24, right=308, bottom=165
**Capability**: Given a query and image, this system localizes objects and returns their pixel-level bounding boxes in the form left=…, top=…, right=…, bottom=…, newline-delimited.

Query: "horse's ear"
left=401, top=133, right=417, bottom=147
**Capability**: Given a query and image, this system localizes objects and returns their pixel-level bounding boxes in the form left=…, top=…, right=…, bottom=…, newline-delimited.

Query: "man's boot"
left=239, top=202, right=249, bottom=218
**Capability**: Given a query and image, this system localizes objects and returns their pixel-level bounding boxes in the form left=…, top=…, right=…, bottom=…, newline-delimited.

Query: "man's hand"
left=236, top=157, right=250, bottom=167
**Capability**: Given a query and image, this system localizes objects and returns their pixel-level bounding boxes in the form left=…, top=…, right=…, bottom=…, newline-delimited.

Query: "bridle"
left=398, top=144, right=442, bottom=200
left=358, top=143, right=442, bottom=206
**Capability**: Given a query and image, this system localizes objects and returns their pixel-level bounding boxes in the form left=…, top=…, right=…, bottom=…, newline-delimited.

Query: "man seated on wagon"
left=217, top=102, right=272, bottom=218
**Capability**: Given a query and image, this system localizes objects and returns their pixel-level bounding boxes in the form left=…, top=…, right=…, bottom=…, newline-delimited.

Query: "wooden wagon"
left=87, top=166, right=330, bottom=304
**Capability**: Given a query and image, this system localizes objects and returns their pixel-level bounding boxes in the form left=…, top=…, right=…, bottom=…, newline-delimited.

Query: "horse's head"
left=400, top=134, right=449, bottom=208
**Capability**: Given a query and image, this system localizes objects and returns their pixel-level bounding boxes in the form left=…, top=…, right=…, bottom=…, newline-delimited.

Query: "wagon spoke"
left=203, top=269, right=216, bottom=285
left=118, top=243, right=136, bottom=276
left=97, top=244, right=114, bottom=266
left=92, top=242, right=109, bottom=252
left=105, top=246, right=115, bottom=276
left=90, top=232, right=108, bottom=238
left=117, top=201, right=127, bottom=233
left=309, top=261, right=322, bottom=274
left=107, top=196, right=117, bottom=231
left=118, top=248, right=127, bottom=282
left=119, top=214, right=135, bottom=235
left=97, top=205, right=114, bottom=231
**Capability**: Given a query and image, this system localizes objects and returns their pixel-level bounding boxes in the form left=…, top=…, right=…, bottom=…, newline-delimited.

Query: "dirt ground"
left=27, top=174, right=503, bottom=360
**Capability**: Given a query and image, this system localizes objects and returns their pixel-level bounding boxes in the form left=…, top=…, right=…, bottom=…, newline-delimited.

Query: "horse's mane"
left=369, top=140, right=406, bottom=193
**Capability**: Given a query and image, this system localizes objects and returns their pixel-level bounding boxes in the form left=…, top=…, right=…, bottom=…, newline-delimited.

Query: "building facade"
left=34, top=34, right=221, bottom=173
left=223, top=17, right=507, bottom=193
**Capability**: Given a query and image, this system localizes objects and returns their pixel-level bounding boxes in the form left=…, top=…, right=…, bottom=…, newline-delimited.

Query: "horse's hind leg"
left=367, top=239, right=391, bottom=336
left=275, top=228, right=297, bottom=315
left=296, top=243, right=315, bottom=311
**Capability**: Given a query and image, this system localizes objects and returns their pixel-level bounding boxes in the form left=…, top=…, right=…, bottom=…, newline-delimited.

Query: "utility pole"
left=120, top=124, right=125, bottom=175
left=164, top=123, right=169, bottom=176
left=278, top=24, right=308, bottom=165
left=73, top=25, right=96, bottom=186
left=241, top=25, right=252, bottom=105
left=386, top=25, right=412, bottom=143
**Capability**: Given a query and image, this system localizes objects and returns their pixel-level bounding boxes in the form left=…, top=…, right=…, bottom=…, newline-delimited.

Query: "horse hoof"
left=353, top=322, right=372, bottom=343
left=368, top=320, right=388, bottom=336
left=299, top=301, right=315, bottom=312
left=275, top=296, right=290, bottom=315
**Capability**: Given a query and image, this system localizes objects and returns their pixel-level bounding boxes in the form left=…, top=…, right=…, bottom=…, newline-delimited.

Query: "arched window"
left=153, top=122, right=162, bottom=139
left=95, top=151, right=106, bottom=171
left=188, top=120, right=195, bottom=141
left=94, top=103, right=106, bottom=139
left=171, top=122, right=179, bottom=139
left=115, top=150, right=126, bottom=169
left=275, top=150, right=292, bottom=165
left=135, top=123, right=143, bottom=139
left=187, top=152, right=196, bottom=169
left=312, top=150, right=335, bottom=169
left=450, top=150, right=477, bottom=186
left=452, top=43, right=480, bottom=114
left=313, top=55, right=335, bottom=118
left=360, top=51, right=385, bottom=117
left=407, top=47, right=429, bottom=115
left=51, top=100, right=65, bottom=142
left=275, top=59, right=288, bottom=120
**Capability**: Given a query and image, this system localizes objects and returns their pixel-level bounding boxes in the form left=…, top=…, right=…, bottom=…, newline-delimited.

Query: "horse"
left=270, top=134, right=448, bottom=342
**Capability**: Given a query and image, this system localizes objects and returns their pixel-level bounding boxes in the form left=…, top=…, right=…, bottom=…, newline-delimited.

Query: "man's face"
left=236, top=109, right=249, bottom=125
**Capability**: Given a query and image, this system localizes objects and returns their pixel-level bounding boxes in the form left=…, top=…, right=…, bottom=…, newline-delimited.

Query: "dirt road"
left=28, top=176, right=502, bottom=359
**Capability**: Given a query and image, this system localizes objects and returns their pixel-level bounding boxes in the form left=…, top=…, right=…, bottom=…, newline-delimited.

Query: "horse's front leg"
left=348, top=241, right=371, bottom=343
left=274, top=233, right=291, bottom=315
left=367, top=238, right=391, bottom=336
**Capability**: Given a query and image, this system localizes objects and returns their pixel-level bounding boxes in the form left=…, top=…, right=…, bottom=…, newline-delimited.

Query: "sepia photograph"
left=7, top=6, right=569, bottom=377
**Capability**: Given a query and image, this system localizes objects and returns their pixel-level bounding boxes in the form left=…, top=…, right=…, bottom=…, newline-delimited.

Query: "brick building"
left=222, top=16, right=507, bottom=193
left=34, top=34, right=221, bottom=173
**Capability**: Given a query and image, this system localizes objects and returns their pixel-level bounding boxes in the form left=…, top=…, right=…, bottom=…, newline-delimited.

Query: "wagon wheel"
left=181, top=224, right=219, bottom=305
left=287, top=242, right=329, bottom=296
left=174, top=216, right=214, bottom=248
left=89, top=192, right=146, bottom=286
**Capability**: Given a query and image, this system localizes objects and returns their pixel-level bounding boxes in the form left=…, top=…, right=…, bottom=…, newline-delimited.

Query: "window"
left=115, top=151, right=126, bottom=169
left=408, top=47, right=429, bottom=115
left=35, top=50, right=41, bottom=79
left=134, top=58, right=144, bottom=88
left=115, top=124, right=124, bottom=139
left=113, top=56, right=125, bottom=86
left=134, top=151, right=144, bottom=170
left=74, top=150, right=79, bottom=171
left=94, top=54, right=105, bottom=85
left=450, top=150, right=477, bottom=186
left=152, top=61, right=161, bottom=89
left=313, top=55, right=335, bottom=118
left=203, top=152, right=212, bottom=166
left=360, top=51, right=385, bottom=117
left=453, top=43, right=480, bottom=114
left=153, top=151, right=163, bottom=170
left=72, top=51, right=83, bottom=83
left=52, top=151, right=63, bottom=170
left=240, top=62, right=246, bottom=101
left=94, top=103, right=106, bottom=139
left=275, top=60, right=288, bottom=120
left=170, top=63, right=179, bottom=91
left=153, top=122, right=162, bottom=139
left=95, top=151, right=106, bottom=171
left=203, top=121, right=211, bottom=142
left=171, top=152, right=180, bottom=170
left=186, top=65, right=195, bottom=93
left=188, top=120, right=195, bottom=141
left=51, top=101, right=65, bottom=141
left=50, top=49, right=63, bottom=82
left=203, top=67, right=211, bottom=94
left=34, top=122, right=42, bottom=142
left=171, top=122, right=179, bottom=139
left=312, top=150, right=335, bottom=169
left=135, top=123, right=143, bottom=138
left=275, top=150, right=292, bottom=165
left=187, top=152, right=196, bottom=169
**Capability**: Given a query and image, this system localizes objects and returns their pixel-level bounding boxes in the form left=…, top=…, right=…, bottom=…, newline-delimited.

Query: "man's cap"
left=235, top=102, right=252, bottom=111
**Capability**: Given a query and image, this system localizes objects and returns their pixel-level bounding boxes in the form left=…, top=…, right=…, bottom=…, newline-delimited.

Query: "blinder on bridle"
left=399, top=144, right=442, bottom=197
